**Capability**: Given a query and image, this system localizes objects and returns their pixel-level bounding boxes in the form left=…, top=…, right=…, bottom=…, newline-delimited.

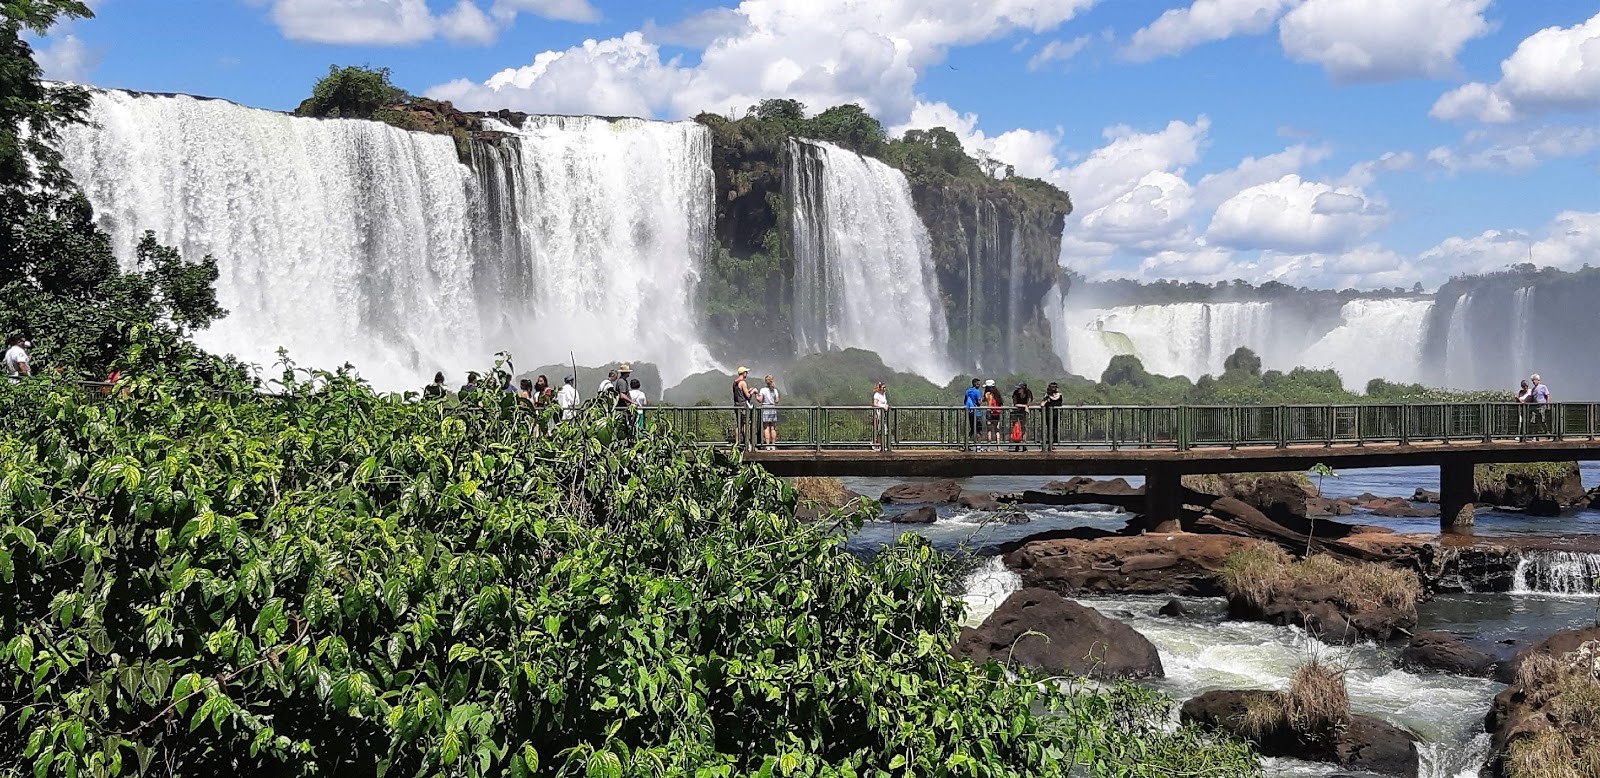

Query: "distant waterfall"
left=58, top=90, right=716, bottom=389
left=788, top=139, right=953, bottom=380
left=1443, top=293, right=1477, bottom=390
left=1510, top=287, right=1535, bottom=377
left=1512, top=551, right=1600, bottom=595
left=1051, top=301, right=1276, bottom=379
left=1301, top=298, right=1434, bottom=388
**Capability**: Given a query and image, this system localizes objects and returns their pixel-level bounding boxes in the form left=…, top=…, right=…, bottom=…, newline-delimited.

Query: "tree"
left=0, top=1, right=93, bottom=193
left=296, top=65, right=409, bottom=120
left=1101, top=354, right=1151, bottom=387
left=1223, top=346, right=1262, bottom=377
left=806, top=103, right=885, bottom=155
left=748, top=98, right=807, bottom=132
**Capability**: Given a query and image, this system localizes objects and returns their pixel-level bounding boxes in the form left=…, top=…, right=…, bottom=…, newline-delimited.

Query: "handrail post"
left=1277, top=405, right=1288, bottom=449
left=1400, top=403, right=1411, bottom=446
left=1178, top=406, right=1189, bottom=452
left=1555, top=402, right=1565, bottom=441
left=1481, top=402, right=1491, bottom=444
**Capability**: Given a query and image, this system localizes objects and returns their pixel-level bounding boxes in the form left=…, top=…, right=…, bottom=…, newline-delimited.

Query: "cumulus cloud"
left=1122, top=0, right=1292, bottom=62
left=1054, top=118, right=1210, bottom=267
left=1338, top=151, right=1416, bottom=187
left=34, top=33, right=101, bottom=81
left=1421, top=210, right=1600, bottom=275
left=894, top=101, right=1063, bottom=178
left=1427, top=126, right=1600, bottom=172
left=1027, top=36, right=1090, bottom=71
left=1193, top=143, right=1332, bottom=208
left=1279, top=0, right=1490, bottom=83
left=253, top=0, right=593, bottom=46
left=427, top=0, right=1098, bottom=122
left=1207, top=174, right=1386, bottom=252
left=1431, top=11, right=1600, bottom=122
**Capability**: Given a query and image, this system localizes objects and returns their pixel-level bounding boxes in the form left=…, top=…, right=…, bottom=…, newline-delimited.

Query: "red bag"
left=1010, top=421, right=1024, bottom=443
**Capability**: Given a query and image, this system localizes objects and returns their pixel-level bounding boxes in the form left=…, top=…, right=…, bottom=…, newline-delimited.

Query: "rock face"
left=1400, top=631, right=1495, bottom=677
left=953, top=588, right=1163, bottom=679
left=891, top=506, right=937, bottom=524
left=1181, top=690, right=1419, bottom=778
left=1005, top=533, right=1271, bottom=597
left=1183, top=472, right=1317, bottom=520
left=880, top=479, right=963, bottom=504
left=1475, top=462, right=1588, bottom=515
left=1484, top=627, right=1600, bottom=776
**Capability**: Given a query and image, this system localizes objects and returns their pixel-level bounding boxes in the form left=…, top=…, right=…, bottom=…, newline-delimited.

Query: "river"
left=841, top=465, right=1600, bottom=778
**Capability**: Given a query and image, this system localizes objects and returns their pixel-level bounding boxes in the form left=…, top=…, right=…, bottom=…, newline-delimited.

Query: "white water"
left=59, top=90, right=717, bottom=389
left=1443, top=292, right=1478, bottom=390
left=788, top=139, right=953, bottom=381
left=1301, top=298, right=1434, bottom=388
left=1510, top=286, right=1535, bottom=379
left=1051, top=301, right=1278, bottom=379
left=1512, top=551, right=1600, bottom=595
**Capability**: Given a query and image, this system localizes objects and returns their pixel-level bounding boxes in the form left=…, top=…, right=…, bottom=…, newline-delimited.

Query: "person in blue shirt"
left=963, top=378, right=983, bottom=444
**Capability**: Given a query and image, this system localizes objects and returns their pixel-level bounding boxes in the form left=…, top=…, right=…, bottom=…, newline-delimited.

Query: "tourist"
left=983, top=380, right=1004, bottom=449
left=518, top=377, right=534, bottom=401
left=758, top=374, right=780, bottom=449
left=872, top=381, right=889, bottom=447
left=499, top=370, right=518, bottom=396
left=532, top=375, right=552, bottom=405
left=1516, top=379, right=1530, bottom=403
left=629, top=378, right=647, bottom=431
left=459, top=371, right=480, bottom=396
left=614, top=364, right=634, bottom=409
left=598, top=370, right=619, bottom=398
left=423, top=371, right=446, bottom=399
left=557, top=375, right=579, bottom=420
left=1530, top=374, right=1552, bottom=437
left=732, top=366, right=754, bottom=449
left=963, top=378, right=983, bottom=444
left=4, top=335, right=30, bottom=382
left=1042, top=381, right=1064, bottom=445
left=1010, top=382, right=1033, bottom=452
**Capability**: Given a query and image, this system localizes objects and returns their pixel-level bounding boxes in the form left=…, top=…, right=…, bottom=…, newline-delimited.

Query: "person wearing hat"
left=613, top=363, right=634, bottom=410
left=732, top=366, right=754, bottom=449
left=1009, top=382, right=1034, bottom=452
left=557, top=374, right=579, bottom=421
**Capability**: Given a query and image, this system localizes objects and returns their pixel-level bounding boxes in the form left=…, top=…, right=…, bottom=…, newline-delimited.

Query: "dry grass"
left=1239, top=693, right=1286, bottom=740
left=1475, top=462, right=1577, bottom=494
left=1219, top=547, right=1420, bottom=617
left=790, top=476, right=853, bottom=509
left=1506, top=641, right=1600, bottom=778
left=1285, top=658, right=1349, bottom=736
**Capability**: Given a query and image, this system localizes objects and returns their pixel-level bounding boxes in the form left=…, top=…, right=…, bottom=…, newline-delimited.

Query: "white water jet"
left=58, top=90, right=718, bottom=390
left=1512, top=551, right=1600, bottom=596
left=1510, top=286, right=1535, bottom=378
left=1443, top=292, right=1478, bottom=390
left=1301, top=298, right=1434, bottom=389
left=958, top=556, right=1022, bottom=627
left=788, top=139, right=954, bottom=381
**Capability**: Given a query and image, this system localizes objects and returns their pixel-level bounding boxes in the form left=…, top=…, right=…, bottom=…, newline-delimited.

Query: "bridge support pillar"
left=1143, top=466, right=1185, bottom=532
left=1439, top=462, right=1475, bottom=532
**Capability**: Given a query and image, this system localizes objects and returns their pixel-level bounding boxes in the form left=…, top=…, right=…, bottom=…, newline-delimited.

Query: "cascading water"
left=1052, top=301, right=1277, bottom=379
left=57, top=89, right=717, bottom=389
left=1512, top=551, right=1600, bottom=595
left=1509, top=287, right=1535, bottom=378
left=1301, top=298, right=1434, bottom=388
left=1443, top=292, right=1477, bottom=390
left=788, top=139, right=953, bottom=380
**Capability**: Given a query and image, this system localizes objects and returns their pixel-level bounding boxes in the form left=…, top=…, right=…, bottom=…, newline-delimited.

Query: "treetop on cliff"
left=296, top=65, right=411, bottom=120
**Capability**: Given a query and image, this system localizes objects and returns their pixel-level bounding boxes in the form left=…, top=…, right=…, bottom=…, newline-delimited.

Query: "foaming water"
left=958, top=556, right=1021, bottom=627
left=1513, top=551, right=1600, bottom=595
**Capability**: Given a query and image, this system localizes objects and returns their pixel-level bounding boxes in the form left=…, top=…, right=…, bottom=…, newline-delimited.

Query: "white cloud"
left=1427, top=126, right=1600, bottom=172
left=489, top=0, right=598, bottom=24
left=1122, top=0, right=1292, bottom=62
left=34, top=33, right=101, bottom=81
left=894, top=101, right=1063, bottom=179
left=1193, top=143, right=1331, bottom=208
left=1207, top=174, right=1386, bottom=252
left=427, top=0, right=1098, bottom=122
left=1279, top=0, right=1490, bottom=83
left=1028, top=36, right=1090, bottom=71
left=1338, top=151, right=1415, bottom=187
left=1431, top=11, right=1600, bottom=123
left=253, top=0, right=594, bottom=47
left=1055, top=118, right=1210, bottom=267
left=1420, top=210, right=1600, bottom=275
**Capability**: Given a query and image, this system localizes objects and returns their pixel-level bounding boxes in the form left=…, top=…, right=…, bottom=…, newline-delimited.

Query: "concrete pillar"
left=1439, top=462, right=1475, bottom=532
left=1144, top=466, right=1184, bottom=532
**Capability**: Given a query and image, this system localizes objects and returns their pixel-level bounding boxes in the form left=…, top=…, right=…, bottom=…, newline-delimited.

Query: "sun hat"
left=564, top=375, right=574, bottom=384
left=983, top=379, right=995, bottom=387
left=618, top=362, right=632, bottom=372
left=737, top=366, right=749, bottom=374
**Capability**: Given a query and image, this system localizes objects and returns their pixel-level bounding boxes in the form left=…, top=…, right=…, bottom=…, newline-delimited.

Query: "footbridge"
left=646, top=403, right=1600, bottom=531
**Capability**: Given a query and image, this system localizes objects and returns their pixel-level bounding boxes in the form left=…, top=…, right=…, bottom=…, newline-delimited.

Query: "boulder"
left=791, top=477, right=865, bottom=522
left=1400, top=631, right=1495, bottom=677
left=1228, top=582, right=1415, bottom=643
left=1307, top=497, right=1355, bottom=517
left=1484, top=627, right=1600, bottom=776
left=1412, top=488, right=1441, bottom=504
left=1369, top=503, right=1440, bottom=519
left=952, top=588, right=1164, bottom=679
left=891, top=506, right=937, bottom=524
left=1184, top=472, right=1316, bottom=520
left=1493, top=624, right=1600, bottom=684
left=1181, top=690, right=1419, bottom=778
left=1005, top=533, right=1271, bottom=597
left=1475, top=463, right=1588, bottom=515
left=1157, top=599, right=1190, bottom=618
left=957, top=492, right=1003, bottom=511
left=1024, top=478, right=1144, bottom=511
left=880, top=479, right=962, bottom=504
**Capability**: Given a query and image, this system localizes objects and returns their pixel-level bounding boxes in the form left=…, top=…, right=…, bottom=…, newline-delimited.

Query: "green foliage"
left=0, top=344, right=1259, bottom=777
left=1101, top=354, right=1152, bottom=388
left=806, top=104, right=885, bottom=157
left=0, top=1, right=93, bottom=193
left=1223, top=347, right=1262, bottom=377
left=297, top=65, right=410, bottom=120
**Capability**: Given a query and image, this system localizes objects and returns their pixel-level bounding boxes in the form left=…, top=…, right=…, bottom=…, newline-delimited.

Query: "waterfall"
left=1511, top=551, right=1600, bottom=595
left=57, top=89, right=717, bottom=389
left=1443, top=293, right=1477, bottom=390
left=1051, top=302, right=1277, bottom=379
left=787, top=139, right=953, bottom=380
left=1510, top=287, right=1535, bottom=378
left=1301, top=298, right=1434, bottom=389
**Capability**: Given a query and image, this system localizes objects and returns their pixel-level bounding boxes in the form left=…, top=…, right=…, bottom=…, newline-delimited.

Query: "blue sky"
left=38, top=0, right=1600, bottom=289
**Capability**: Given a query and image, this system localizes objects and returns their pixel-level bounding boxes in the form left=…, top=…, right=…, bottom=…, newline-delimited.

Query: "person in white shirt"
left=628, top=378, right=647, bottom=431
left=557, top=375, right=580, bottom=421
left=871, top=381, right=889, bottom=447
left=4, top=335, right=31, bottom=382
left=757, top=375, right=780, bottom=449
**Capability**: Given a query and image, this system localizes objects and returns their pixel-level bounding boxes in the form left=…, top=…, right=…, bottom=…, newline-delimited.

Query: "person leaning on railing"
left=1042, top=382, right=1063, bottom=445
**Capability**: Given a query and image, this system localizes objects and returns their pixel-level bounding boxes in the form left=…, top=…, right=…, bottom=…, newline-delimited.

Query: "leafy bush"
left=0, top=342, right=1259, bottom=777
left=297, top=65, right=410, bottom=120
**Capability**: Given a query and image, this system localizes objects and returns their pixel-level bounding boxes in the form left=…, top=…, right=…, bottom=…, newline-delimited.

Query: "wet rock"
left=1307, top=497, right=1356, bottom=517
left=1181, top=690, right=1419, bottom=778
left=1184, top=472, right=1317, bottom=520
left=1400, top=631, right=1495, bottom=677
left=891, top=506, right=937, bottom=524
left=1412, top=488, right=1441, bottom=504
left=953, top=588, right=1164, bottom=679
left=1493, top=624, right=1600, bottom=684
left=1369, top=503, right=1440, bottom=519
left=1157, top=599, right=1190, bottom=618
left=1005, top=533, right=1271, bottom=597
left=1227, top=583, right=1416, bottom=643
left=880, top=479, right=962, bottom=505
left=1024, top=478, right=1144, bottom=511
left=957, top=492, right=1003, bottom=511
left=1475, top=462, right=1588, bottom=515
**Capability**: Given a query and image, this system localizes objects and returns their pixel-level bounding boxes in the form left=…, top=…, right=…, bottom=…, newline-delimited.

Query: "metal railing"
left=645, top=402, right=1599, bottom=452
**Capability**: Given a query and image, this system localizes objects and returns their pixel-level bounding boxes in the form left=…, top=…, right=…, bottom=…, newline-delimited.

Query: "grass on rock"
left=1220, top=547, right=1421, bottom=618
